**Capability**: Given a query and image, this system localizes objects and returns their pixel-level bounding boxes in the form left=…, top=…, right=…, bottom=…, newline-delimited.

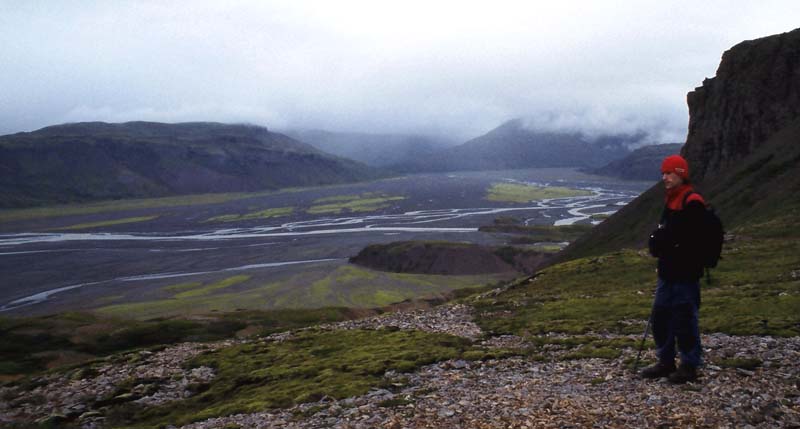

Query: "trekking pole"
left=632, top=304, right=655, bottom=373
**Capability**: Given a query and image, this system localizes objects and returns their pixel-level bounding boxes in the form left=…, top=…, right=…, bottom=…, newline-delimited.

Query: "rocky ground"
left=2, top=304, right=799, bottom=428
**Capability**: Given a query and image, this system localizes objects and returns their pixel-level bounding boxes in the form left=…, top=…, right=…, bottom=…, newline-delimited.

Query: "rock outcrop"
left=349, top=241, right=551, bottom=275
left=684, top=28, right=800, bottom=181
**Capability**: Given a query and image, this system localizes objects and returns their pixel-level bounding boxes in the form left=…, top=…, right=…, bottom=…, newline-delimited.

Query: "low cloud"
left=1, top=1, right=798, bottom=143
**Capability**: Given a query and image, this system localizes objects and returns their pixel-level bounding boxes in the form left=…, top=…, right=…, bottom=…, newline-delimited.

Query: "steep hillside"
left=585, top=143, right=683, bottom=181
left=560, top=28, right=800, bottom=260
left=396, top=119, right=641, bottom=172
left=283, top=129, right=454, bottom=168
left=0, top=122, right=382, bottom=208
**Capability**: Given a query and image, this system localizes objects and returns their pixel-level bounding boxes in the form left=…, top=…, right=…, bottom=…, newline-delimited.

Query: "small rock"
left=438, top=408, right=455, bottom=418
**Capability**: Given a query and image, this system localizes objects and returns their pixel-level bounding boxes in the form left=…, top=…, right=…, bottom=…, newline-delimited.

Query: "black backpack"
left=683, top=191, right=724, bottom=270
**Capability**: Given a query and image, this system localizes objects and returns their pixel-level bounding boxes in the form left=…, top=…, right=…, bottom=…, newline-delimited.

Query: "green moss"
left=313, top=194, right=362, bottom=204
left=162, top=282, right=203, bottom=293
left=369, top=290, right=408, bottom=306
left=95, top=276, right=253, bottom=319
left=715, top=358, right=762, bottom=370
left=486, top=183, right=592, bottom=203
left=563, top=346, right=620, bottom=360
left=307, top=194, right=405, bottom=214
left=0, top=192, right=274, bottom=223
left=0, top=308, right=364, bottom=377
left=473, top=217, right=800, bottom=338
left=258, top=265, right=507, bottom=311
left=49, top=215, right=159, bottom=231
left=205, top=207, right=294, bottom=223
left=174, top=275, right=251, bottom=299
left=126, top=329, right=477, bottom=427
left=0, top=181, right=387, bottom=224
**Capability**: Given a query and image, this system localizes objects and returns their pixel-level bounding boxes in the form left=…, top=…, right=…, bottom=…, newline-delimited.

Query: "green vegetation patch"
left=127, top=329, right=486, bottom=426
left=486, top=183, right=593, bottom=203
left=472, top=215, right=800, bottom=338
left=91, top=265, right=507, bottom=320
left=205, top=207, right=294, bottom=223
left=0, top=308, right=364, bottom=377
left=266, top=265, right=507, bottom=309
left=95, top=276, right=253, bottom=319
left=0, top=192, right=275, bottom=223
left=307, top=193, right=405, bottom=214
left=473, top=249, right=654, bottom=336
left=161, top=282, right=204, bottom=294
left=715, top=358, right=763, bottom=370
left=173, top=275, right=251, bottom=299
left=524, top=336, right=636, bottom=360
left=50, top=215, right=159, bottom=231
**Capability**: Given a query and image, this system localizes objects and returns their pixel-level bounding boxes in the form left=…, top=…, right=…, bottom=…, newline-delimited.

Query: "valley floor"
left=0, top=168, right=647, bottom=317
left=3, top=303, right=798, bottom=428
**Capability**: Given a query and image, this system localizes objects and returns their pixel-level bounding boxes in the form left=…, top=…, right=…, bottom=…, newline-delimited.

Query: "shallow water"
left=0, top=169, right=652, bottom=314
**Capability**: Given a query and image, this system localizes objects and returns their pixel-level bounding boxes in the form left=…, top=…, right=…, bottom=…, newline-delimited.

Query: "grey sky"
left=1, top=1, right=798, bottom=142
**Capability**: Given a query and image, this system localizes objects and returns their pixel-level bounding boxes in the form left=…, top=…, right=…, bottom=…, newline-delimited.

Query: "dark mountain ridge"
left=395, top=119, right=642, bottom=173
left=561, top=27, right=800, bottom=260
left=0, top=121, right=382, bottom=208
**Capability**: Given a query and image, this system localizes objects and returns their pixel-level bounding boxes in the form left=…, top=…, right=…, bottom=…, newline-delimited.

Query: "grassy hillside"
left=559, top=118, right=800, bottom=261
left=90, top=266, right=508, bottom=320
left=472, top=212, right=799, bottom=338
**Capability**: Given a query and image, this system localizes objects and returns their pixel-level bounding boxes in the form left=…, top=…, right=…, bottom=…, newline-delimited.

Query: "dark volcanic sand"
left=0, top=169, right=651, bottom=316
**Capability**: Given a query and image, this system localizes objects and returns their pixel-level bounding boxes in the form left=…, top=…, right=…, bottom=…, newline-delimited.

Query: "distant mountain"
left=282, top=129, right=455, bottom=168
left=0, top=122, right=382, bottom=208
left=585, top=143, right=683, bottom=181
left=394, top=119, right=642, bottom=172
left=560, top=27, right=800, bottom=260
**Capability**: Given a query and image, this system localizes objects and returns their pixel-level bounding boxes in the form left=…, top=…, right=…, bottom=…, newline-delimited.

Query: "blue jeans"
left=651, top=277, right=702, bottom=368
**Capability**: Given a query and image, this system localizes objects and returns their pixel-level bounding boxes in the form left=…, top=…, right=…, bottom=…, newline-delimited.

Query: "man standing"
left=642, top=154, right=705, bottom=383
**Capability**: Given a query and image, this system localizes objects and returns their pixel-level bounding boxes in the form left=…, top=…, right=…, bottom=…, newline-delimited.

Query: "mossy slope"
left=110, top=329, right=512, bottom=428
left=472, top=215, right=800, bottom=338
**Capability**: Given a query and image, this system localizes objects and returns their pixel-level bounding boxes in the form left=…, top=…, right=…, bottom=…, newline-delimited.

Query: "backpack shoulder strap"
left=682, top=191, right=705, bottom=209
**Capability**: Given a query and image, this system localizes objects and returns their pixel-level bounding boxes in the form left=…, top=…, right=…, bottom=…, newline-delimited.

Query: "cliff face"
left=559, top=27, right=800, bottom=261
left=684, top=28, right=800, bottom=181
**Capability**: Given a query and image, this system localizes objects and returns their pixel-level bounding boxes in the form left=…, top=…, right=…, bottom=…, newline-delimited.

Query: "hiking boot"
left=640, top=361, right=676, bottom=379
left=668, top=364, right=698, bottom=384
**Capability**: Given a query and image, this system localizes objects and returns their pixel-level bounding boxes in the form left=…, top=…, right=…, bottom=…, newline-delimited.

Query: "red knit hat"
left=661, top=155, right=689, bottom=180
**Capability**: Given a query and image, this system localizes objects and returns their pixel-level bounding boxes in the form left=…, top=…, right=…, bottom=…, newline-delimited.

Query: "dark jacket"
left=649, top=186, right=706, bottom=282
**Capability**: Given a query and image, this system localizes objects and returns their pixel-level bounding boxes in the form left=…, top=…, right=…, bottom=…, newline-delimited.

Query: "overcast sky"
left=1, top=1, right=798, bottom=142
